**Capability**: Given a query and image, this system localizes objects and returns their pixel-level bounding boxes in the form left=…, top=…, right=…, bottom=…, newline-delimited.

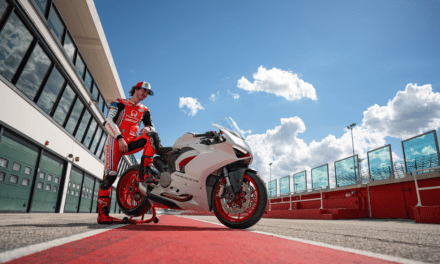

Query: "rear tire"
left=116, top=165, right=152, bottom=217
left=212, top=170, right=267, bottom=229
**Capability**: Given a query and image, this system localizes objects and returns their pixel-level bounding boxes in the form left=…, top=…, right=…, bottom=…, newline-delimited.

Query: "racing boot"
left=97, top=186, right=113, bottom=224
left=143, top=166, right=159, bottom=184
left=97, top=196, right=112, bottom=224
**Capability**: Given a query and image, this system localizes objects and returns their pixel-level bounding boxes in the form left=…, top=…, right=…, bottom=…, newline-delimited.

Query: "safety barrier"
left=413, top=166, right=440, bottom=207
left=268, top=187, right=323, bottom=211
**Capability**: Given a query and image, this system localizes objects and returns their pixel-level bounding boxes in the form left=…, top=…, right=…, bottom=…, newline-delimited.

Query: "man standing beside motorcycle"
left=98, top=81, right=159, bottom=224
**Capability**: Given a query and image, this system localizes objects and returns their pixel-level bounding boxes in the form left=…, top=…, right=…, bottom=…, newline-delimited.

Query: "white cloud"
left=227, top=90, right=240, bottom=99
left=179, top=97, right=204, bottom=116
left=237, top=66, right=317, bottom=101
left=210, top=91, right=219, bottom=101
left=362, top=83, right=440, bottom=139
left=245, top=83, right=440, bottom=189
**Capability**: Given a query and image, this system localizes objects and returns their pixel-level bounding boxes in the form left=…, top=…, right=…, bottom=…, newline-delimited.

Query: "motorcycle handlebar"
left=193, top=131, right=215, bottom=137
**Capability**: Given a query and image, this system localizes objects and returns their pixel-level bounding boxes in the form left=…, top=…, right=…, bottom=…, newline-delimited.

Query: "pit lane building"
left=0, top=0, right=135, bottom=214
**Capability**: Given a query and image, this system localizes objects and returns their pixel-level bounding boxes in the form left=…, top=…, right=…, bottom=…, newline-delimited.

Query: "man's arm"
left=142, top=108, right=155, bottom=131
left=103, top=100, right=124, bottom=140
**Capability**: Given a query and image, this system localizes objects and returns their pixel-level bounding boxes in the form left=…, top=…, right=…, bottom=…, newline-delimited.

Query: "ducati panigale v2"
left=116, top=117, right=268, bottom=229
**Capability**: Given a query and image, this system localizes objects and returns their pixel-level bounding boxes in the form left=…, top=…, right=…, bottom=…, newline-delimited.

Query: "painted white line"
left=0, top=224, right=127, bottom=263
left=176, top=216, right=427, bottom=264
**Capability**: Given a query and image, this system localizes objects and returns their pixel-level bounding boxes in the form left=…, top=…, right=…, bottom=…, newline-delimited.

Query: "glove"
left=139, top=126, right=155, bottom=135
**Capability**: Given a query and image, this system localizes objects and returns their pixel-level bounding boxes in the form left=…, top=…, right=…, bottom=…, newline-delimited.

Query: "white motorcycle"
left=116, top=117, right=267, bottom=229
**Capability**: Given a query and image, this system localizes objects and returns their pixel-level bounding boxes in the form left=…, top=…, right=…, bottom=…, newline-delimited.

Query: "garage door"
left=0, top=131, right=39, bottom=212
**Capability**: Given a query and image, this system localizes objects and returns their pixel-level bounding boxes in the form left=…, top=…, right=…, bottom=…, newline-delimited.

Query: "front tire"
left=116, top=165, right=152, bottom=217
left=212, top=171, right=267, bottom=229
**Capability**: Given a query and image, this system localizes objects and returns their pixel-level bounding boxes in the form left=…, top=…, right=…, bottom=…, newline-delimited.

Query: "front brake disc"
left=220, top=183, right=251, bottom=214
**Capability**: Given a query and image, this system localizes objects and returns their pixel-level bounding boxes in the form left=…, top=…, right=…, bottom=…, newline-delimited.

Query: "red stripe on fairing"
left=8, top=216, right=398, bottom=264
left=179, top=156, right=196, bottom=170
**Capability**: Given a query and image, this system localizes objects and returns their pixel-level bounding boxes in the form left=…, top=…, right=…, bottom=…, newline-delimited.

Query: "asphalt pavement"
left=0, top=213, right=439, bottom=263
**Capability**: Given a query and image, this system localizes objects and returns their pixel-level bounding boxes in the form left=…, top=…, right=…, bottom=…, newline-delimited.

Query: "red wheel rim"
left=214, top=174, right=259, bottom=222
left=118, top=170, right=144, bottom=210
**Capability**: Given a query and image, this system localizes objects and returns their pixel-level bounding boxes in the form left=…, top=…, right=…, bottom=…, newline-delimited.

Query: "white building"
left=0, top=0, right=135, bottom=214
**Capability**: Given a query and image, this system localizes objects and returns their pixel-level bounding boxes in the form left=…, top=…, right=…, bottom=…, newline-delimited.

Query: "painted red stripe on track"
left=6, top=216, right=398, bottom=264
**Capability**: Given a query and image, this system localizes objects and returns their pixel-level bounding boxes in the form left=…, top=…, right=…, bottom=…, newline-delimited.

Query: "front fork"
left=220, top=167, right=235, bottom=199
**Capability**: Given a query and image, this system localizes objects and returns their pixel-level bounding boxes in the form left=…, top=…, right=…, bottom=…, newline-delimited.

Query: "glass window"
left=67, top=189, right=69, bottom=195
left=10, top=174, right=18, bottom=184
left=36, top=67, right=65, bottom=114
left=0, top=157, right=8, bottom=167
left=68, top=181, right=71, bottom=187
left=54, top=177, right=59, bottom=183
left=293, top=171, right=307, bottom=192
left=279, top=176, right=290, bottom=194
left=83, top=119, right=97, bottom=148
left=34, top=0, right=48, bottom=16
left=52, top=84, right=75, bottom=126
left=12, top=162, right=20, bottom=171
left=0, top=12, right=34, bottom=81
left=98, top=95, right=104, bottom=112
left=24, top=166, right=31, bottom=175
left=311, top=164, right=329, bottom=189
left=90, top=127, right=102, bottom=153
left=63, top=32, right=75, bottom=61
left=334, top=156, right=359, bottom=187
left=15, top=43, right=51, bottom=101
left=85, top=193, right=88, bottom=199
left=402, top=132, right=439, bottom=175
left=100, top=151, right=105, bottom=162
left=84, top=69, right=92, bottom=90
left=75, top=110, right=91, bottom=141
left=77, top=185, right=79, bottom=190
left=75, top=191, right=78, bottom=196
left=39, top=171, right=45, bottom=179
left=74, top=52, right=85, bottom=78
left=96, top=133, right=107, bottom=157
left=0, top=171, right=4, bottom=182
left=22, top=178, right=29, bottom=186
left=103, top=104, right=108, bottom=118
left=45, top=184, right=51, bottom=191
left=53, top=186, right=57, bottom=192
left=65, top=98, right=84, bottom=134
left=48, top=174, right=53, bottom=181
left=72, top=182, right=75, bottom=188
left=47, top=4, right=64, bottom=41
left=0, top=0, right=9, bottom=20
left=91, top=83, right=99, bottom=100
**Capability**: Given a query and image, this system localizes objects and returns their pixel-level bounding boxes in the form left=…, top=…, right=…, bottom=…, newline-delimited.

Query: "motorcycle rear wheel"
left=212, top=170, right=267, bottom=229
left=116, top=165, right=152, bottom=217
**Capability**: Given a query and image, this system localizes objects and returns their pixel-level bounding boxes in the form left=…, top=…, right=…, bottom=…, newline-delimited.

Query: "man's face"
left=135, top=88, right=149, bottom=101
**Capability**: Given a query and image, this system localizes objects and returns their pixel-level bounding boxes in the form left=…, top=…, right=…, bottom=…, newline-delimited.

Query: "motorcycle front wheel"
left=212, top=170, right=267, bottom=229
left=116, top=165, right=152, bottom=217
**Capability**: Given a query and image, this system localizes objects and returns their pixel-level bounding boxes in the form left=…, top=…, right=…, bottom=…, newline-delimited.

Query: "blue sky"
left=94, top=0, right=440, bottom=188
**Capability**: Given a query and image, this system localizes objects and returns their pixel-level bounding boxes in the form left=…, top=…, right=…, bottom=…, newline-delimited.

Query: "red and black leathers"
left=98, top=98, right=156, bottom=224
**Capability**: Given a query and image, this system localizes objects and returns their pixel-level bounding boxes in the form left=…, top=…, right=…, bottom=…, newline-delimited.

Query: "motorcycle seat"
left=156, top=147, right=174, bottom=156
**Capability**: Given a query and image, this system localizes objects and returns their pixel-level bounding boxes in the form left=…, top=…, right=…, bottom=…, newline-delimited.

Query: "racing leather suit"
left=97, top=98, right=156, bottom=223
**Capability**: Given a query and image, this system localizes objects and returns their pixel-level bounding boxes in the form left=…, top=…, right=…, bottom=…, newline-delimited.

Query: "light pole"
left=347, top=123, right=356, bottom=157
left=269, top=163, right=273, bottom=182
left=347, top=123, right=356, bottom=180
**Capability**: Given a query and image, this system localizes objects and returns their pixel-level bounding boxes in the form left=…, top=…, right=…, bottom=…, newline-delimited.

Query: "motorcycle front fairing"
left=148, top=117, right=255, bottom=212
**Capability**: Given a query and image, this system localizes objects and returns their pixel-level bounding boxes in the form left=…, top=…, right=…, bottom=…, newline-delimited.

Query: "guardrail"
left=412, top=166, right=440, bottom=207
left=268, top=187, right=323, bottom=211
